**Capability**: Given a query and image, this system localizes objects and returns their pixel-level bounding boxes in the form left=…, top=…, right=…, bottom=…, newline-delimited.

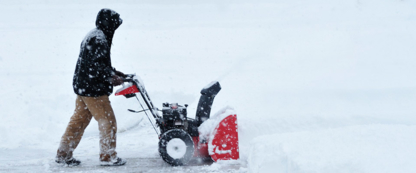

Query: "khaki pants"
left=56, top=95, right=117, bottom=162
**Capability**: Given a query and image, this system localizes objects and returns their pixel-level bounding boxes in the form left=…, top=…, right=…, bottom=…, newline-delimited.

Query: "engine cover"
left=160, top=103, right=188, bottom=133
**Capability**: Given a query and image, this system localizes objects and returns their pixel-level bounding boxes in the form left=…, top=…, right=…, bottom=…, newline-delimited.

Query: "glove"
left=111, top=75, right=123, bottom=86
left=115, top=70, right=127, bottom=78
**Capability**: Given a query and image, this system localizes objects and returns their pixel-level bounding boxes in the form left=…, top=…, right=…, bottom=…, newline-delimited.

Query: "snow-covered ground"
left=1, top=0, right=416, bottom=172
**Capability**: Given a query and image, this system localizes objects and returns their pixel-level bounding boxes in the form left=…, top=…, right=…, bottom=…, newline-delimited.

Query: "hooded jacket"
left=73, top=9, right=123, bottom=97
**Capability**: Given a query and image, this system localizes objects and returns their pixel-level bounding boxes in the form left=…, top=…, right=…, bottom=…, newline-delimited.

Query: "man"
left=55, top=8, right=126, bottom=166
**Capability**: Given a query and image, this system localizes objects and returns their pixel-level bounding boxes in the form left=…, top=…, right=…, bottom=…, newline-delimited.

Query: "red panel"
left=192, top=136, right=210, bottom=158
left=115, top=85, right=139, bottom=96
left=209, top=114, right=239, bottom=161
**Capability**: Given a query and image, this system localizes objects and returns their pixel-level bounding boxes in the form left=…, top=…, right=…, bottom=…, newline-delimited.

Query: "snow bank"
left=247, top=124, right=416, bottom=173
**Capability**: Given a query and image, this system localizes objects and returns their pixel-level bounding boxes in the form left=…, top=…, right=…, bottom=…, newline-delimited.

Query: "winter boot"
left=100, top=157, right=126, bottom=166
left=55, top=157, right=81, bottom=166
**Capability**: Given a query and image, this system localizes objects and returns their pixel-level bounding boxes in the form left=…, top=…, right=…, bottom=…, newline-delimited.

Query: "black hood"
left=96, top=8, right=123, bottom=32
left=95, top=8, right=123, bottom=48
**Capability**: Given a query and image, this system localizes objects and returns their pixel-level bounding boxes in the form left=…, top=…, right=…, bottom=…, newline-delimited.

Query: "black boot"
left=55, top=157, right=81, bottom=166
left=100, top=157, right=126, bottom=166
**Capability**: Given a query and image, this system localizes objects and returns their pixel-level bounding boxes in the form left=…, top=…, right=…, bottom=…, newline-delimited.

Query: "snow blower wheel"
left=159, top=129, right=195, bottom=166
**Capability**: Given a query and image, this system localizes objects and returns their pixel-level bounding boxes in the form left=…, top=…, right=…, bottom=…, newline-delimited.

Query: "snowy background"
left=1, top=0, right=416, bottom=172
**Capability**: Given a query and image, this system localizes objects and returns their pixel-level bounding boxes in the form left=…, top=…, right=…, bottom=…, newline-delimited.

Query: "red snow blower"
left=115, top=74, right=239, bottom=166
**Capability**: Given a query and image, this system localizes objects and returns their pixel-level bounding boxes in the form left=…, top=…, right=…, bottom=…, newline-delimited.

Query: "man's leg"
left=82, top=95, right=118, bottom=162
left=57, top=95, right=93, bottom=161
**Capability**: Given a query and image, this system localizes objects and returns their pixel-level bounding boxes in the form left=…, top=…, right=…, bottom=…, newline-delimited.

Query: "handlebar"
left=124, top=74, right=136, bottom=78
left=122, top=74, right=136, bottom=82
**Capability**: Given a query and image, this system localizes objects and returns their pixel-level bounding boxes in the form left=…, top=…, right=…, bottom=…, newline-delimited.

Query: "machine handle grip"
left=122, top=74, right=136, bottom=82
left=122, top=78, right=132, bottom=82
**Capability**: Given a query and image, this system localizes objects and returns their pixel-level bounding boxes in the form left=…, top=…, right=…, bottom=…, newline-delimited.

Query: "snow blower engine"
left=115, top=74, right=239, bottom=166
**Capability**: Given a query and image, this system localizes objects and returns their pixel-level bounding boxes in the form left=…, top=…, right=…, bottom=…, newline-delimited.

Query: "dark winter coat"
left=73, top=9, right=123, bottom=97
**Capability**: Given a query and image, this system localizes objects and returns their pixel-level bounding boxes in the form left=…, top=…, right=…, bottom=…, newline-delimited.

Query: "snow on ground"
left=1, top=0, right=416, bottom=172
left=248, top=125, right=416, bottom=173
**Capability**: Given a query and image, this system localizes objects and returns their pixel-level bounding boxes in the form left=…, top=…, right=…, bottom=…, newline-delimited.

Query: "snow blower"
left=114, top=74, right=239, bottom=166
